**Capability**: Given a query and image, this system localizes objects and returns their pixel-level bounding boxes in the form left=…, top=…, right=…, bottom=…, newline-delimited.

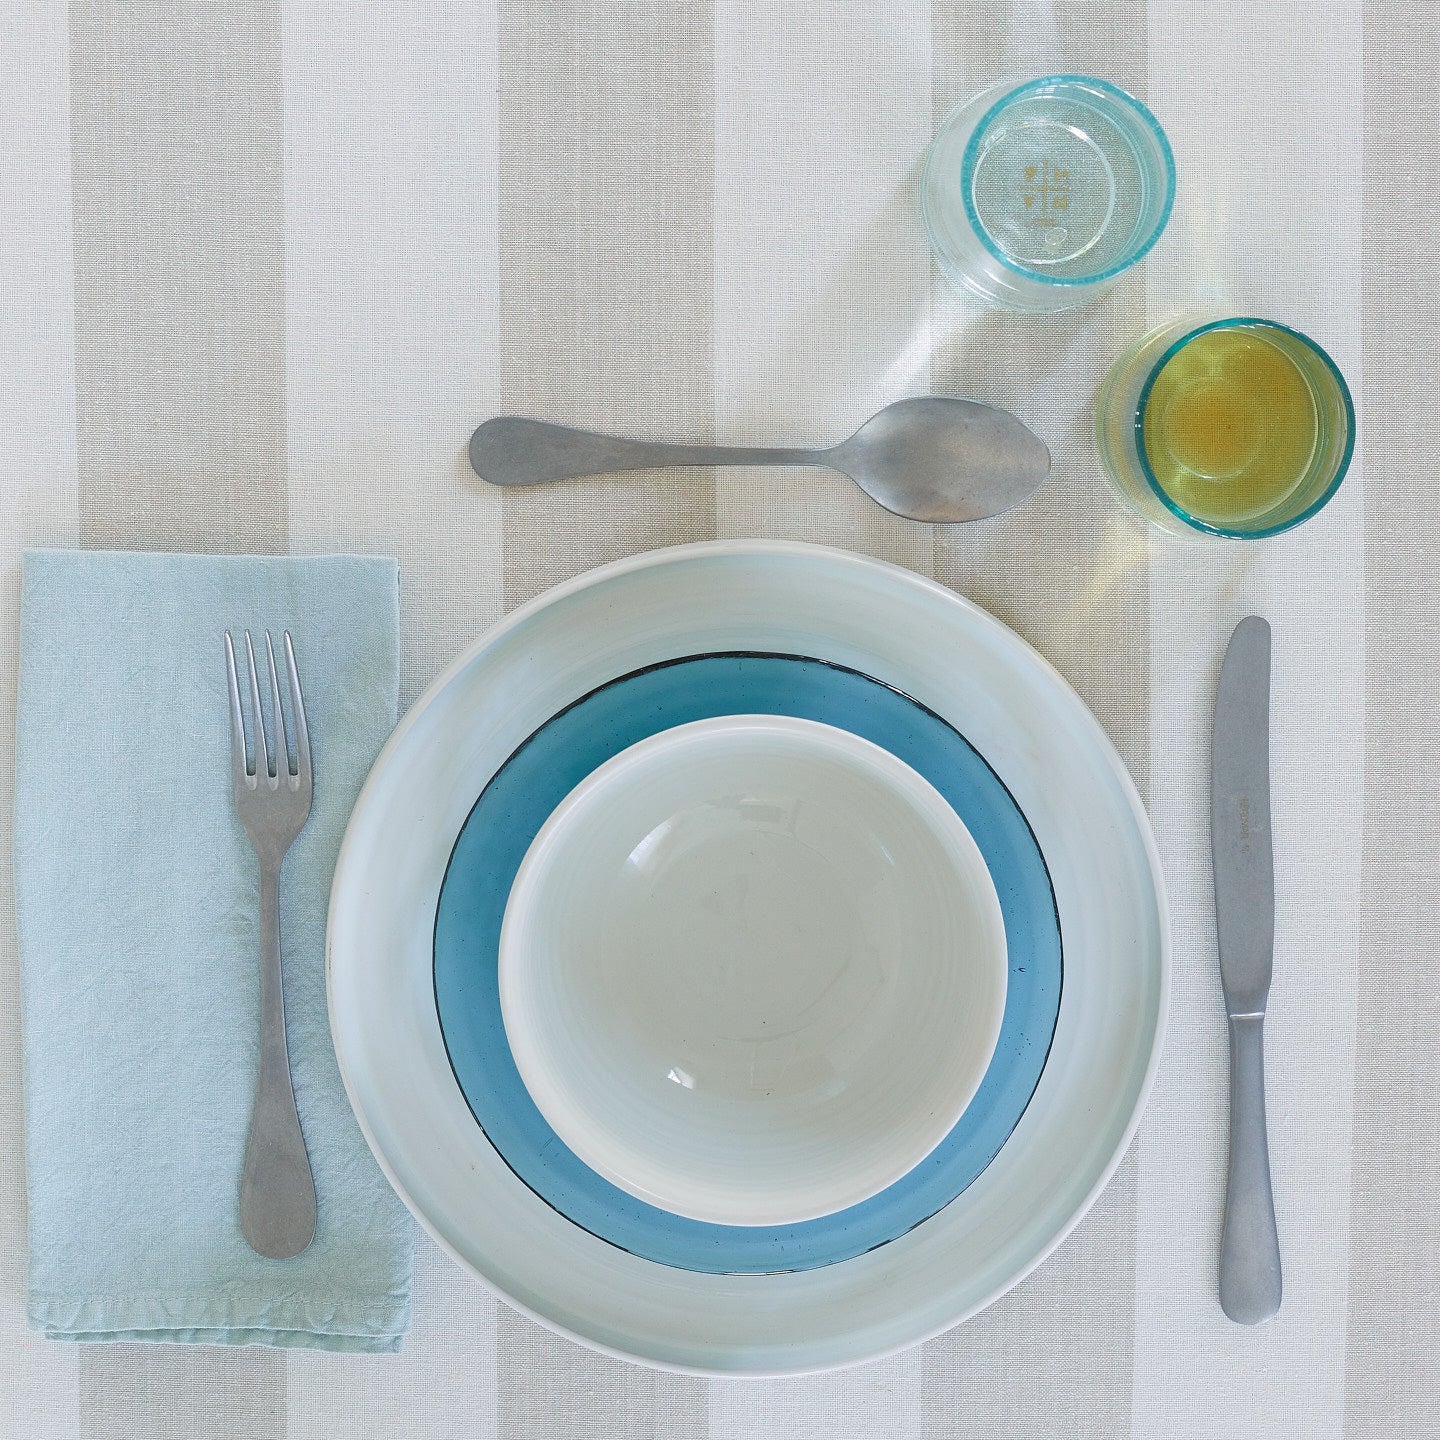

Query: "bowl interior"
left=499, top=715, right=1008, bottom=1228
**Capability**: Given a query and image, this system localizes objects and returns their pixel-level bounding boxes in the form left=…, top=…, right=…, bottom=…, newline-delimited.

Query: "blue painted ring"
left=433, top=653, right=1062, bottom=1274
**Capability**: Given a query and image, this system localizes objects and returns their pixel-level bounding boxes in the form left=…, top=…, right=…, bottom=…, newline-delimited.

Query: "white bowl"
left=499, top=715, right=1009, bottom=1228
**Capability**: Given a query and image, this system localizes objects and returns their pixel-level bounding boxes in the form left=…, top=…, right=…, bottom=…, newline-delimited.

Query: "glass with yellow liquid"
left=1096, top=317, right=1354, bottom=538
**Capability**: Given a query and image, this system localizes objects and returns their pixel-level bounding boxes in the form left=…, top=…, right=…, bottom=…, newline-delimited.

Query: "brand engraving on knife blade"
left=1238, top=795, right=1250, bottom=849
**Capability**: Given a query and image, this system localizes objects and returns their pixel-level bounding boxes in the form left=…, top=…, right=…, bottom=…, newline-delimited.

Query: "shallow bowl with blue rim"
left=433, top=650, right=1062, bottom=1274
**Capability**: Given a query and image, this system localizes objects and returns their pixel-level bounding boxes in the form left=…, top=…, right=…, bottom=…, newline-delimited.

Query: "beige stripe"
left=68, top=1, right=289, bottom=1429
left=79, top=1347, right=285, bottom=1440
left=279, top=0, right=504, bottom=1415
left=277, top=0, right=505, bottom=713
left=494, top=1, right=712, bottom=1426
left=921, top=19, right=1149, bottom=1434
left=497, top=0, right=716, bottom=612
left=70, top=0, right=288, bottom=553
left=1345, top=4, right=1440, bottom=1431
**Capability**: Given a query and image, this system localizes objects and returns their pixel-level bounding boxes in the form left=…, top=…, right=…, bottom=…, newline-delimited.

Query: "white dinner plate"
left=500, top=715, right=1008, bottom=1229
left=327, top=541, right=1169, bottom=1376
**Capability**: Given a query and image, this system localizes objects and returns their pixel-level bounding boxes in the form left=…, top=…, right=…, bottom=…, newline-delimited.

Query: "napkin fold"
left=14, top=550, right=412, bottom=1352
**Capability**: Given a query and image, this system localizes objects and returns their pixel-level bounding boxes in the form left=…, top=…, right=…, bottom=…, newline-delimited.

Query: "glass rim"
left=1131, top=317, right=1357, bottom=539
left=958, top=74, right=1176, bottom=288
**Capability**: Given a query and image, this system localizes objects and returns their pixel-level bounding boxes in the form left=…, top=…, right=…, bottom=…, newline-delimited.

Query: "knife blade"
left=1212, top=614, right=1282, bottom=1324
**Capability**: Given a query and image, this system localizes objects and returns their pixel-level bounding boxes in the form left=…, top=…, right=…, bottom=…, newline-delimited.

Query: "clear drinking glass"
left=923, top=75, right=1175, bottom=313
left=1095, top=316, right=1355, bottom=539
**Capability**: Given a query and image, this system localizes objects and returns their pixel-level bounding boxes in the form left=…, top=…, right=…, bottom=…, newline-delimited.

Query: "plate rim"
left=327, top=538, right=1171, bottom=1377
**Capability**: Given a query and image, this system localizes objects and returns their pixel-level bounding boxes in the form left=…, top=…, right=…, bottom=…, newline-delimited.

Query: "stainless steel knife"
left=1212, top=615, right=1282, bottom=1325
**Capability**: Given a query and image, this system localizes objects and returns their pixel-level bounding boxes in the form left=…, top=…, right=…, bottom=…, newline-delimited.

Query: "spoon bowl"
left=828, top=397, right=1050, bottom=523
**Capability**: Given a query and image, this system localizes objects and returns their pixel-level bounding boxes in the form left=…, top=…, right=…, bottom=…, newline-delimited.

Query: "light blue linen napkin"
left=14, top=550, right=413, bottom=1351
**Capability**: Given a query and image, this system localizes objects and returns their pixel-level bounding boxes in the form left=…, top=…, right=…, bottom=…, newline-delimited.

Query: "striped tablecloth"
left=2, top=1, right=1431, bottom=1435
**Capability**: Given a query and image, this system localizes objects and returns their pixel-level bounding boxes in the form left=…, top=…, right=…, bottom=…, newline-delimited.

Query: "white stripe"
left=712, top=0, right=935, bottom=575
left=288, top=1238, right=499, bottom=1440
left=281, top=0, right=504, bottom=711
left=0, top=0, right=81, bottom=1427
left=281, top=0, right=501, bottom=1428
left=1134, top=3, right=1363, bottom=1433
left=709, top=2, right=930, bottom=1413
left=711, top=1350, right=925, bottom=1440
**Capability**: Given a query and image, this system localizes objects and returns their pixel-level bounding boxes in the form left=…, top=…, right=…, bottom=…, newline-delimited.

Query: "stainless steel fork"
left=225, top=629, right=317, bottom=1260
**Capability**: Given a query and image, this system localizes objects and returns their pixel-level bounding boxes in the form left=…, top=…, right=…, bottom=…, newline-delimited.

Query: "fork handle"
left=239, top=858, right=317, bottom=1259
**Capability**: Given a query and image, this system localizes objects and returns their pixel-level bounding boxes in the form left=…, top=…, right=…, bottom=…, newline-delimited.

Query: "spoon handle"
left=470, top=417, right=819, bottom=486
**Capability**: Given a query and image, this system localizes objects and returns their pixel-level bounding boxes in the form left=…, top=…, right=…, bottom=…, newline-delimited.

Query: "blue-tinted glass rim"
left=958, top=74, right=1176, bottom=287
left=1132, top=316, right=1357, bottom=539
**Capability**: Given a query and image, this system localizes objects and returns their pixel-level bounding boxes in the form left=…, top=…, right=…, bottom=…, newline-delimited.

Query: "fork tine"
left=225, top=632, right=250, bottom=782
left=284, top=632, right=311, bottom=789
left=244, top=631, right=272, bottom=781
left=264, top=631, right=291, bottom=778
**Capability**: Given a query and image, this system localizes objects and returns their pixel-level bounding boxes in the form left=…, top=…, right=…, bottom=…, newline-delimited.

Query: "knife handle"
left=1220, top=1013, right=1282, bottom=1324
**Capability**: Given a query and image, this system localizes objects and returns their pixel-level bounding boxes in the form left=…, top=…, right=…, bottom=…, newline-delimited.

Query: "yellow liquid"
left=1141, top=327, right=1319, bottom=526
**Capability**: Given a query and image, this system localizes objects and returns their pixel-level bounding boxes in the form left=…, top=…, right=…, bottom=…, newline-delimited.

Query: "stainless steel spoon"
left=468, top=397, right=1049, bottom=523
